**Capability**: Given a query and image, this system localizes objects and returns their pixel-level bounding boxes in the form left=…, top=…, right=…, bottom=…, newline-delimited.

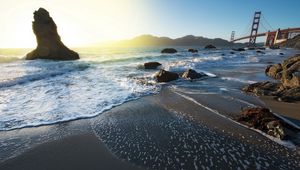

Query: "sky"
left=0, top=0, right=299, bottom=48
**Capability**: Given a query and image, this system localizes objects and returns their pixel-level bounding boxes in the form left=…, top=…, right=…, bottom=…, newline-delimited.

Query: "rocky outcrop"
left=144, top=62, right=162, bottom=69
left=182, top=69, right=206, bottom=80
left=279, top=35, right=300, bottom=49
left=26, top=8, right=79, bottom=60
left=188, top=49, right=198, bottom=53
left=232, top=48, right=245, bottom=51
left=237, top=107, right=286, bottom=139
left=155, top=69, right=179, bottom=82
left=204, top=44, right=216, bottom=49
left=161, top=48, right=177, bottom=54
left=265, top=63, right=282, bottom=80
left=243, top=54, right=300, bottom=102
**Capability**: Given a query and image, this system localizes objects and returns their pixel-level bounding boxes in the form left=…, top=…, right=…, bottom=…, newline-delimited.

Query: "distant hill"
left=279, top=35, right=300, bottom=49
left=104, top=34, right=242, bottom=47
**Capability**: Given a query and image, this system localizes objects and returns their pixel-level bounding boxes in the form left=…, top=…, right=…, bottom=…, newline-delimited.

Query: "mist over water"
left=0, top=47, right=298, bottom=131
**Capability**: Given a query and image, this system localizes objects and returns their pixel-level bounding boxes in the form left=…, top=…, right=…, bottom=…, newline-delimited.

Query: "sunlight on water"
left=0, top=47, right=298, bottom=130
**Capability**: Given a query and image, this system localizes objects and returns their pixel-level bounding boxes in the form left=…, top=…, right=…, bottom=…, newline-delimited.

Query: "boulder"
left=237, top=107, right=286, bottom=139
left=188, top=49, right=198, bottom=53
left=232, top=48, right=245, bottom=51
left=204, top=44, right=216, bottom=49
left=161, top=48, right=177, bottom=54
left=281, top=55, right=300, bottom=88
left=182, top=69, right=206, bottom=79
left=230, top=51, right=235, bottom=54
left=26, top=8, right=79, bottom=60
left=256, top=50, right=265, bottom=54
left=265, top=63, right=282, bottom=80
left=275, top=87, right=300, bottom=102
left=242, top=81, right=280, bottom=96
left=154, top=69, right=179, bottom=82
left=144, top=62, right=162, bottom=69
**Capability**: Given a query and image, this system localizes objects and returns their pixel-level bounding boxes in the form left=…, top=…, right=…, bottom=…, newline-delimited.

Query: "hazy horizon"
left=0, top=0, right=299, bottom=48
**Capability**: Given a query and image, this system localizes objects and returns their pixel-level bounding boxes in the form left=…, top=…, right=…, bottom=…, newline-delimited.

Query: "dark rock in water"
left=188, top=49, right=198, bottom=53
left=242, top=81, right=280, bottom=96
left=256, top=50, right=265, bottom=54
left=204, top=44, right=216, bottom=49
left=258, top=47, right=266, bottom=50
left=230, top=51, right=235, bottom=54
left=155, top=69, right=179, bottom=82
left=144, top=62, right=162, bottom=69
left=161, top=48, right=177, bottom=54
left=26, top=8, right=79, bottom=60
left=232, top=48, right=245, bottom=51
left=237, top=107, right=286, bottom=139
left=265, top=63, right=282, bottom=80
left=247, top=47, right=255, bottom=50
left=279, top=53, right=284, bottom=55
left=182, top=69, right=206, bottom=80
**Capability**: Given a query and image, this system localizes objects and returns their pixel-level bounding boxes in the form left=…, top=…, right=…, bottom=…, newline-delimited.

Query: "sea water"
left=0, top=47, right=298, bottom=131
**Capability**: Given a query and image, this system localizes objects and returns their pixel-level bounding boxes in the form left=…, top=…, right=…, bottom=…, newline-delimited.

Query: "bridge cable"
left=261, top=14, right=274, bottom=31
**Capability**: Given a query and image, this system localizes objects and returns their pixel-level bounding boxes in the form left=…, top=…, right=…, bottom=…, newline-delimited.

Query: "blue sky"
left=143, top=0, right=300, bottom=40
left=0, top=0, right=299, bottom=47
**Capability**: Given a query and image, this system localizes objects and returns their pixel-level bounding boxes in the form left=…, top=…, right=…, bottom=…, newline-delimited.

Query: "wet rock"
left=275, top=87, right=300, bottom=102
left=281, top=55, right=300, bottom=88
left=188, top=49, right=198, bottom=53
left=232, top=48, right=245, bottom=51
left=144, top=62, right=162, bottom=69
left=265, top=63, right=282, bottom=80
left=204, top=44, right=216, bottom=49
left=230, top=51, right=235, bottom=54
left=279, top=53, right=284, bottom=55
left=154, top=69, right=179, bottom=82
left=237, top=107, right=286, bottom=139
left=256, top=50, right=265, bottom=54
left=182, top=69, right=206, bottom=80
left=258, top=47, right=266, bottom=50
left=161, top=48, right=177, bottom=54
left=26, top=8, right=79, bottom=60
left=242, top=81, right=280, bottom=96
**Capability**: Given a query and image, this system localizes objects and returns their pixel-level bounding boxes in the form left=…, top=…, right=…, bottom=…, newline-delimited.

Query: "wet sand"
left=261, top=96, right=300, bottom=126
left=0, top=134, right=142, bottom=170
left=1, top=87, right=300, bottom=169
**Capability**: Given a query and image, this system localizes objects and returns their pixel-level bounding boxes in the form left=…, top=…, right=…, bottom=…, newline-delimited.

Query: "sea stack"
left=26, top=8, right=79, bottom=60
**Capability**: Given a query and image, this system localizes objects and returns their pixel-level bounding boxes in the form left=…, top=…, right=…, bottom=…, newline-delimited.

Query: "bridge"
left=230, top=11, right=300, bottom=47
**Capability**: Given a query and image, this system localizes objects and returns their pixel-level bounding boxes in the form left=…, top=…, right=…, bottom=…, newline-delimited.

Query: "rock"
left=275, top=87, right=300, bottom=102
left=188, top=49, right=198, bottom=53
left=279, top=53, right=284, bottom=55
left=242, top=81, right=280, bottom=96
left=265, top=63, right=282, bottom=80
left=230, top=51, right=235, bottom=54
left=247, top=47, right=255, bottom=50
left=258, top=47, right=266, bottom=50
left=237, top=107, right=286, bottom=139
left=267, top=120, right=285, bottom=139
left=154, top=69, right=179, bottom=82
left=281, top=55, right=300, bottom=88
left=232, top=48, right=245, bottom=51
left=161, top=48, right=177, bottom=54
left=26, top=8, right=79, bottom=60
left=204, top=44, right=216, bottom=49
left=144, top=62, right=162, bottom=69
left=182, top=69, right=206, bottom=79
left=256, top=50, right=265, bottom=54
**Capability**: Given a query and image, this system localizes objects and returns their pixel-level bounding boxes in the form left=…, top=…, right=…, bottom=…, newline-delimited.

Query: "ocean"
left=0, top=47, right=298, bottom=131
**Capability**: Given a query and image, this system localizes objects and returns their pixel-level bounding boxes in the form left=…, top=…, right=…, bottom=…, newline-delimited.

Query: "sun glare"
left=0, top=0, right=146, bottom=48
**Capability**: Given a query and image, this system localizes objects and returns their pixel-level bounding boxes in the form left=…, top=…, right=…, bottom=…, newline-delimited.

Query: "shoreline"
left=1, top=86, right=300, bottom=169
